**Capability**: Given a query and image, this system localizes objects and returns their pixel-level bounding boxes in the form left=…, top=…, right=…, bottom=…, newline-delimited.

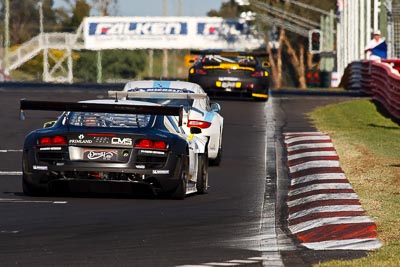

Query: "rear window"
left=127, top=98, right=194, bottom=112
left=202, top=55, right=257, bottom=66
left=67, top=112, right=152, bottom=128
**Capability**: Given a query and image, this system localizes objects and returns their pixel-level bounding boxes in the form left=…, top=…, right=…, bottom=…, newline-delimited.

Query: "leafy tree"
left=57, top=0, right=91, bottom=32
left=73, top=50, right=147, bottom=82
left=0, top=0, right=64, bottom=45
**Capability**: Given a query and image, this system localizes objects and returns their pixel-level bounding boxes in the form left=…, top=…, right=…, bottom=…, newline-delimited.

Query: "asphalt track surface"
left=0, top=88, right=368, bottom=266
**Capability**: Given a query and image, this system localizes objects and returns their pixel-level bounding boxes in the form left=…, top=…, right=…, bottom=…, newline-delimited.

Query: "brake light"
left=190, top=67, right=207, bottom=75
left=135, top=139, right=167, bottom=150
left=38, top=136, right=67, bottom=146
left=187, top=120, right=211, bottom=129
left=251, top=71, right=264, bottom=77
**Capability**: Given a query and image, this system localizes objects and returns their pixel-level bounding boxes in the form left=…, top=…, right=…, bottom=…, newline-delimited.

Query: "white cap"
left=374, top=30, right=381, bottom=35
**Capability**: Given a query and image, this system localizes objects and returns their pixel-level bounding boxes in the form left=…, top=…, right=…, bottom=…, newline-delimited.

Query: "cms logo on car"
left=111, top=137, right=132, bottom=145
left=89, top=22, right=188, bottom=36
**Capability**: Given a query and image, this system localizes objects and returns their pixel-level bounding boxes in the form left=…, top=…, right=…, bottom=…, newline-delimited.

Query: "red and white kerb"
left=283, top=132, right=381, bottom=250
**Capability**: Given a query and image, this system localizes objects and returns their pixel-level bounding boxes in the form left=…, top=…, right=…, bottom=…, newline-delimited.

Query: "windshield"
left=67, top=112, right=152, bottom=128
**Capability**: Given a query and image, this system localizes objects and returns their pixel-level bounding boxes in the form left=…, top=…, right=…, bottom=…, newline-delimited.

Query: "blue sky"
left=54, top=0, right=225, bottom=17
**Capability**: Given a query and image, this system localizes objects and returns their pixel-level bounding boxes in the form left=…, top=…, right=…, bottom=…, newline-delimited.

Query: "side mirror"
left=190, top=127, right=202, bottom=134
left=210, top=102, right=221, bottom=112
left=43, top=121, right=56, bottom=128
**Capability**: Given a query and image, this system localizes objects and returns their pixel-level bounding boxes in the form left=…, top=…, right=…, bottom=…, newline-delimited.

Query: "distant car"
left=188, top=50, right=270, bottom=101
left=114, top=80, right=224, bottom=166
left=20, top=99, right=208, bottom=199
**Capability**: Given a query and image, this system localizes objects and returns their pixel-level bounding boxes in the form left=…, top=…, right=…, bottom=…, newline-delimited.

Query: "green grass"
left=309, top=99, right=400, bottom=267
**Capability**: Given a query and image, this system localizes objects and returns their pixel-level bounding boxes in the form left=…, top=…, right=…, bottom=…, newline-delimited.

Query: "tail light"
left=135, top=139, right=168, bottom=150
left=190, top=68, right=207, bottom=75
left=251, top=71, right=265, bottom=77
left=38, top=136, right=67, bottom=146
left=187, top=120, right=211, bottom=129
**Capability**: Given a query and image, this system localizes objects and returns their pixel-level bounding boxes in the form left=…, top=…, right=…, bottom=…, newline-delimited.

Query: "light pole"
left=38, top=1, right=44, bottom=35
left=4, top=0, right=9, bottom=73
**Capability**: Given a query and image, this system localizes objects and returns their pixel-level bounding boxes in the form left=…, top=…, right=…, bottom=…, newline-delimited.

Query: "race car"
left=188, top=50, right=270, bottom=101
left=113, top=80, right=224, bottom=166
left=20, top=99, right=208, bottom=199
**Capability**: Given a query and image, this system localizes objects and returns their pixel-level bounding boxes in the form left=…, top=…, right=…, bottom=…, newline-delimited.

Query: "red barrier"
left=341, top=60, right=400, bottom=121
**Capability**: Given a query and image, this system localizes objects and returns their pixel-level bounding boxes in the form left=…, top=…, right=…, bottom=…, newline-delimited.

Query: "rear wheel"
left=22, top=174, right=44, bottom=196
left=170, top=154, right=189, bottom=200
left=196, top=153, right=208, bottom=194
left=209, top=146, right=222, bottom=166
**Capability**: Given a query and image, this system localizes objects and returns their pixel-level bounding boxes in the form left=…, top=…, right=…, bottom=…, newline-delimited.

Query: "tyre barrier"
left=340, top=60, right=400, bottom=121
left=284, top=132, right=381, bottom=250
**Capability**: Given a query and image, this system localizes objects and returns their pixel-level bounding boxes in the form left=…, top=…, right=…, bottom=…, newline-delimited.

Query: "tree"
left=73, top=50, right=147, bottom=82
left=58, top=0, right=90, bottom=32
left=0, top=0, right=66, bottom=45
left=252, top=0, right=335, bottom=88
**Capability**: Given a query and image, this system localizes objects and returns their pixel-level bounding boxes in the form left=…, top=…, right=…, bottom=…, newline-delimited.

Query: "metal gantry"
left=251, top=0, right=390, bottom=80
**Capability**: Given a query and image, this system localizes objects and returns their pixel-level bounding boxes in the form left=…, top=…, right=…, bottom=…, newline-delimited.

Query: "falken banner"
left=83, top=16, right=264, bottom=50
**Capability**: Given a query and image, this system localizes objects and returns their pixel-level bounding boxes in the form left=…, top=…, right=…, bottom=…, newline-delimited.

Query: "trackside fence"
left=340, top=60, right=400, bottom=121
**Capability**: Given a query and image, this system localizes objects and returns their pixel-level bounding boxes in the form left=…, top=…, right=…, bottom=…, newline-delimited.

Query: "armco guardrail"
left=340, top=60, right=400, bottom=121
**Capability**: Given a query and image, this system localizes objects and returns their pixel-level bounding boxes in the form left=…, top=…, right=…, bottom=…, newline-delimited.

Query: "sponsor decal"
left=93, top=136, right=110, bottom=144
left=139, top=150, right=166, bottom=155
left=135, top=165, right=145, bottom=169
left=39, top=147, right=62, bottom=151
left=219, top=77, right=240, bottom=81
left=33, top=165, right=48, bottom=170
left=152, top=170, right=169, bottom=174
left=70, top=139, right=93, bottom=144
left=111, top=137, right=132, bottom=145
left=89, top=22, right=188, bottom=36
left=84, top=150, right=117, bottom=161
left=70, top=134, right=93, bottom=144
left=122, top=150, right=130, bottom=157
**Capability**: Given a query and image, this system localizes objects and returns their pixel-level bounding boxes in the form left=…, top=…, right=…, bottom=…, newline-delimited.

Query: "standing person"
left=365, top=30, right=387, bottom=60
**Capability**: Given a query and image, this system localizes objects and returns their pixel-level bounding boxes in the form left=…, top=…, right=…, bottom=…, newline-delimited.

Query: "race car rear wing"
left=108, top=90, right=207, bottom=100
left=20, top=99, right=184, bottom=126
left=190, top=49, right=268, bottom=57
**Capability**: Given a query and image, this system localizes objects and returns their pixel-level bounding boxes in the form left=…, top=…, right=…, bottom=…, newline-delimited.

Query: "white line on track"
left=287, top=142, right=334, bottom=152
left=0, top=171, right=22, bottom=175
left=291, top=172, right=347, bottom=185
left=288, top=150, right=337, bottom=161
left=0, top=198, right=67, bottom=204
left=289, top=216, right=375, bottom=234
left=289, top=205, right=364, bottom=220
left=289, top=160, right=340, bottom=173
left=287, top=193, right=359, bottom=208
left=288, top=183, right=353, bottom=197
left=285, top=135, right=330, bottom=144
left=303, top=238, right=382, bottom=250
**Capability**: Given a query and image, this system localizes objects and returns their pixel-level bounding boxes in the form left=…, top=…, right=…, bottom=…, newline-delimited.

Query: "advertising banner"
left=83, top=16, right=264, bottom=50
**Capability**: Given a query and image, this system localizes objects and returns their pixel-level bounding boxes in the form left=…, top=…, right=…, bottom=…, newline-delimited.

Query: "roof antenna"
left=114, top=92, right=118, bottom=102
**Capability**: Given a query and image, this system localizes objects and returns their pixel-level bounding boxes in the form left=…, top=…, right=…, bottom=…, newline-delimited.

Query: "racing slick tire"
left=196, top=153, right=209, bottom=194
left=170, top=154, right=189, bottom=200
left=209, top=146, right=222, bottom=166
left=22, top=174, right=45, bottom=196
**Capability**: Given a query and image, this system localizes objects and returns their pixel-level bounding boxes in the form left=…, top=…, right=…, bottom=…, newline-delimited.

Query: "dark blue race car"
left=20, top=99, right=208, bottom=199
